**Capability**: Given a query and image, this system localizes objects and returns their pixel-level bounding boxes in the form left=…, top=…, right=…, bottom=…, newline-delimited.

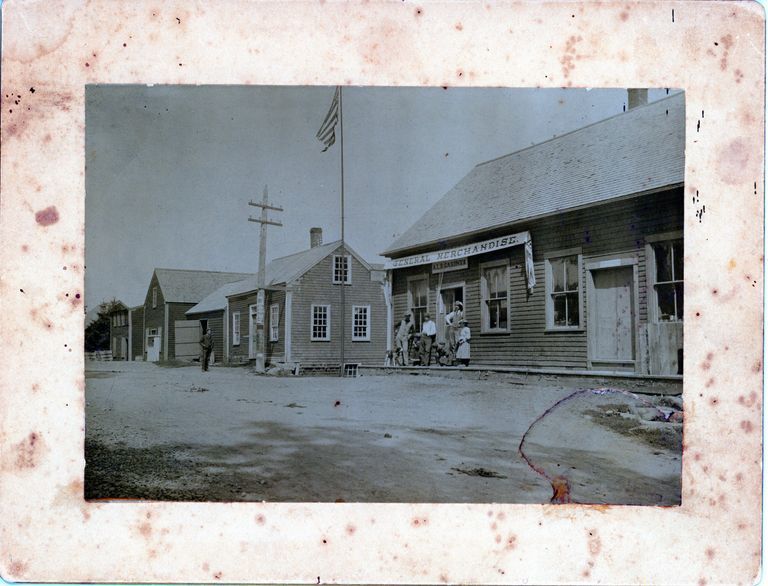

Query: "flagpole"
left=339, top=85, right=346, bottom=375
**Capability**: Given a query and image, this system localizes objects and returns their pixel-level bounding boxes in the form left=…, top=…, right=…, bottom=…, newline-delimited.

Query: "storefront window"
left=547, top=254, right=581, bottom=328
left=481, top=263, right=508, bottom=331
left=408, top=278, right=428, bottom=332
left=653, top=240, right=683, bottom=321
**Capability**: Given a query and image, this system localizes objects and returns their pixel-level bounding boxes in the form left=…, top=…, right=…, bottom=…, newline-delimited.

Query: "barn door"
left=175, top=320, right=201, bottom=361
left=588, top=265, right=637, bottom=371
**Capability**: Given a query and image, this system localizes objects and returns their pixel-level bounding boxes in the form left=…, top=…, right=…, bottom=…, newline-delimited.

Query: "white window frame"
left=332, top=254, right=352, bottom=284
left=544, top=248, right=584, bottom=331
left=269, top=304, right=280, bottom=342
left=406, top=273, right=430, bottom=333
left=479, top=260, right=510, bottom=333
left=152, top=286, right=157, bottom=309
left=352, top=305, right=371, bottom=341
left=646, top=231, right=684, bottom=324
left=311, top=304, right=331, bottom=341
left=232, top=312, right=241, bottom=346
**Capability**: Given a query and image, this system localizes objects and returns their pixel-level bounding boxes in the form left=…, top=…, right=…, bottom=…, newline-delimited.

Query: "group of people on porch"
left=394, top=301, right=471, bottom=367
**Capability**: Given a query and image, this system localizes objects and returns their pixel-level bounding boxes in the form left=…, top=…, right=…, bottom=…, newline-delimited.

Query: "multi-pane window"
left=269, top=304, right=280, bottom=342
left=352, top=305, right=371, bottom=341
left=548, top=255, right=581, bottom=328
left=311, top=304, right=331, bottom=341
left=332, top=255, right=352, bottom=284
left=652, top=240, right=683, bottom=322
left=232, top=312, right=241, bottom=346
left=408, top=278, right=428, bottom=332
left=481, top=264, right=509, bottom=331
left=152, top=286, right=157, bottom=308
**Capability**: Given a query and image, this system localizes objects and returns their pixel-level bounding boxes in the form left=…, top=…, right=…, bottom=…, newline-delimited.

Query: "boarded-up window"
left=352, top=305, right=371, bottom=341
left=652, top=240, right=683, bottom=322
left=408, top=277, right=429, bottom=332
left=269, top=304, right=280, bottom=342
left=332, top=255, right=352, bottom=284
left=152, top=286, right=157, bottom=308
left=311, top=304, right=331, bottom=341
left=481, top=263, right=509, bottom=331
left=547, top=255, right=581, bottom=328
left=232, top=312, right=241, bottom=346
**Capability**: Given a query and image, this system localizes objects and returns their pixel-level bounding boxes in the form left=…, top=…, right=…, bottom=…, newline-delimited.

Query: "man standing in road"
left=200, top=328, right=214, bottom=372
left=419, top=313, right=437, bottom=366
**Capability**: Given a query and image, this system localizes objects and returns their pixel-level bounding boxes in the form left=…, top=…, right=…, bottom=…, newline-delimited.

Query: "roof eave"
left=381, top=182, right=684, bottom=258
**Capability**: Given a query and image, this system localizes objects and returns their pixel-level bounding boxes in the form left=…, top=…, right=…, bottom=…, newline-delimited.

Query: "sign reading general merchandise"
left=384, top=231, right=530, bottom=270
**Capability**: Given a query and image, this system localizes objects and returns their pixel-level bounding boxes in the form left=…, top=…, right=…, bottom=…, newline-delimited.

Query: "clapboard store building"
left=185, top=228, right=388, bottom=369
left=383, top=91, right=685, bottom=376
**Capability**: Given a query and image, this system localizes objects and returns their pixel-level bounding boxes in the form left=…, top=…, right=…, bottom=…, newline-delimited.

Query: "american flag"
left=316, top=86, right=340, bottom=152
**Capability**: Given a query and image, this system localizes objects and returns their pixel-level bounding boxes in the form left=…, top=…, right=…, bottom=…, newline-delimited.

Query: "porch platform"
left=359, top=364, right=683, bottom=395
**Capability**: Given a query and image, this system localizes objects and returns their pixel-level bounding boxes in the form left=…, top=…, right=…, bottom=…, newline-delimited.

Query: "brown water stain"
left=14, top=432, right=42, bottom=469
left=35, top=205, right=59, bottom=226
left=717, top=138, right=750, bottom=185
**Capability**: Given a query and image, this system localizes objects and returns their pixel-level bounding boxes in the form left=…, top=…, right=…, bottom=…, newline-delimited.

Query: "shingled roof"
left=186, top=240, right=373, bottom=315
left=383, top=92, right=685, bottom=256
left=154, top=268, right=254, bottom=304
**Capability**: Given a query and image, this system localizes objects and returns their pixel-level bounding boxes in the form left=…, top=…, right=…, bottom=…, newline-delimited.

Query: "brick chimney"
left=627, top=88, right=648, bottom=110
left=310, top=227, right=323, bottom=248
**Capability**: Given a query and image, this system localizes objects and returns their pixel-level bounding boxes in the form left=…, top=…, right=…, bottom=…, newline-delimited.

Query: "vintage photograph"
left=84, top=85, right=684, bottom=505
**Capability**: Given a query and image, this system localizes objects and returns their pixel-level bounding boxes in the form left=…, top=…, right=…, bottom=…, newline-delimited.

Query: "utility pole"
left=248, top=185, right=283, bottom=372
left=338, top=86, right=346, bottom=377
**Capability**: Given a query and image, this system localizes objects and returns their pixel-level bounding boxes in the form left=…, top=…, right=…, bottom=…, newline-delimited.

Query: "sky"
left=85, top=86, right=674, bottom=310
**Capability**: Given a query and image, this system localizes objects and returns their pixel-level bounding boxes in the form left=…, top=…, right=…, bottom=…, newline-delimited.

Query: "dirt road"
left=85, top=361, right=681, bottom=504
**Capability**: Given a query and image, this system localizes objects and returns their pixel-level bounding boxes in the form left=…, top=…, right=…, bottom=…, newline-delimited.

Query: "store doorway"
left=437, top=284, right=464, bottom=344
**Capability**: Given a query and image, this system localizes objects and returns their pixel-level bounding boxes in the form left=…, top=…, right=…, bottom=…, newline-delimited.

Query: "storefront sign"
left=384, top=231, right=530, bottom=270
left=432, top=258, right=468, bottom=273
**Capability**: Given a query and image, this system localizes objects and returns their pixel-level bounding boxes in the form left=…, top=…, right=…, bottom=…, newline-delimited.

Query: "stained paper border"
left=0, top=1, right=763, bottom=583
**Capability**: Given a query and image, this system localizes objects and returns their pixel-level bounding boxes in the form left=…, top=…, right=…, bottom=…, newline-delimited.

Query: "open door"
left=436, top=285, right=464, bottom=344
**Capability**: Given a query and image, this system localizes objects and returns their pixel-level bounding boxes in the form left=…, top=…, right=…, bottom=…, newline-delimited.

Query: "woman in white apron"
left=455, top=319, right=471, bottom=366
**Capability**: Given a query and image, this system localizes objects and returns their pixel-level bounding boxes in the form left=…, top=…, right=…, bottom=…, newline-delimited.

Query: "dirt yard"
left=85, top=361, right=682, bottom=505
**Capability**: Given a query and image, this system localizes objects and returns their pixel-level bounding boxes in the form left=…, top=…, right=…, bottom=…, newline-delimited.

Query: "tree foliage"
left=84, top=298, right=125, bottom=352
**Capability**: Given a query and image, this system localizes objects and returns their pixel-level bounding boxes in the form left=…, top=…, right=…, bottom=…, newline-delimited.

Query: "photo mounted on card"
left=1, top=1, right=763, bottom=584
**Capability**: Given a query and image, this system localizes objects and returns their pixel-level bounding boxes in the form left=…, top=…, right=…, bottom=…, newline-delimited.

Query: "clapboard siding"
left=130, top=306, right=144, bottom=359
left=227, top=290, right=286, bottom=364
left=228, top=293, right=252, bottom=363
left=184, top=310, right=225, bottom=362
left=266, top=290, right=286, bottom=362
left=290, top=246, right=387, bottom=365
left=143, top=273, right=166, bottom=359
left=391, top=188, right=683, bottom=369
